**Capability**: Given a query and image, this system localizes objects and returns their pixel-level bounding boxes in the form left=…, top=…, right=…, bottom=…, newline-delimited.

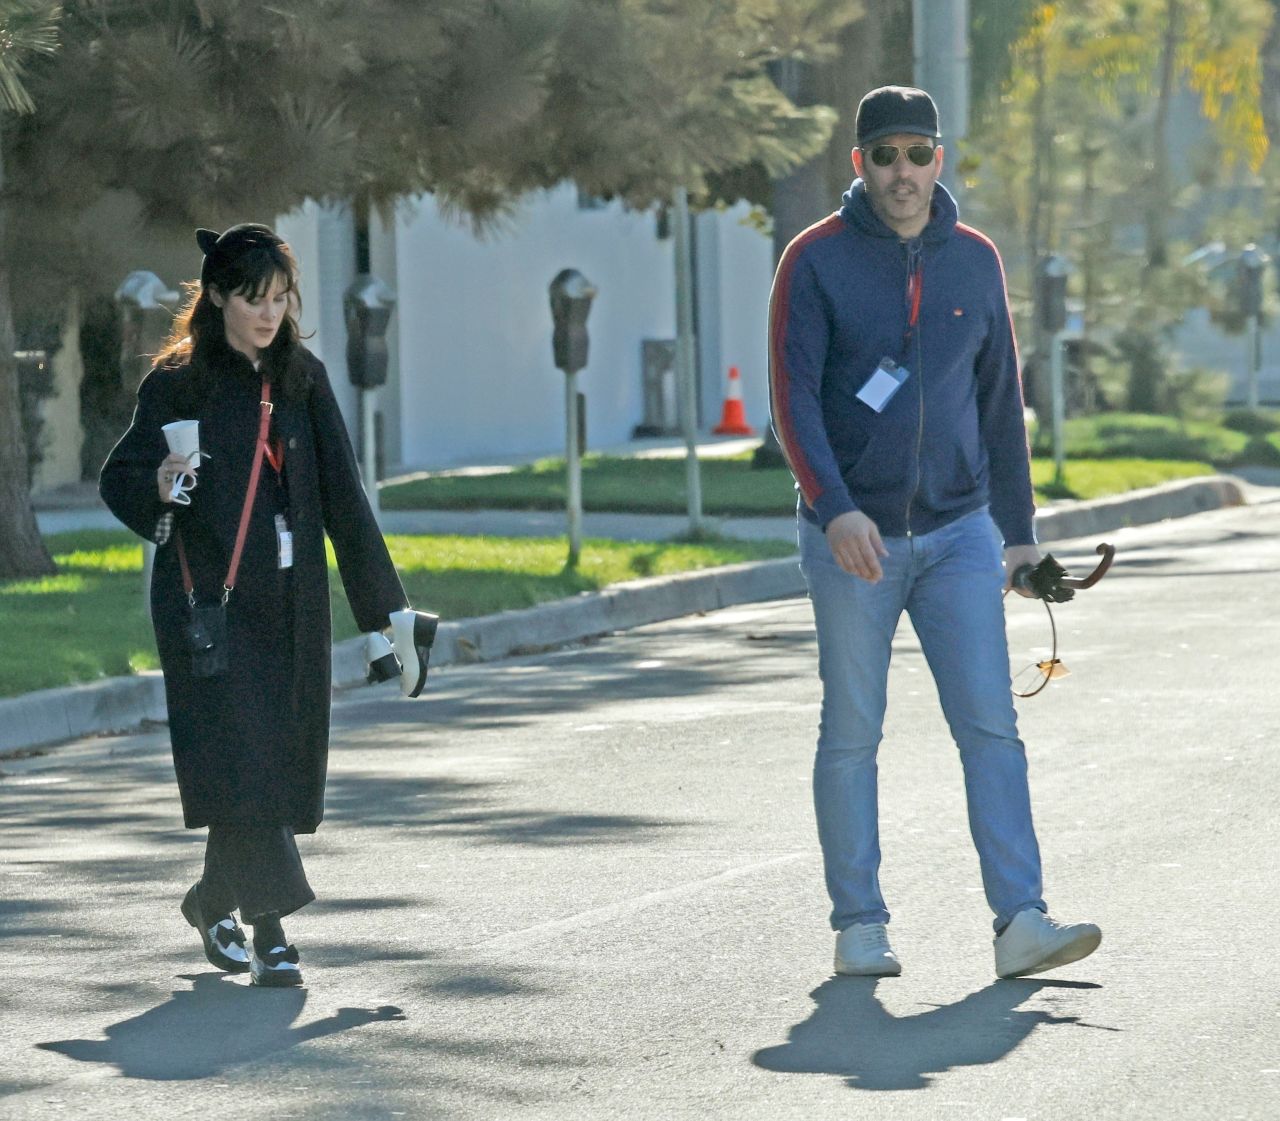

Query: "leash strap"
left=176, top=381, right=273, bottom=606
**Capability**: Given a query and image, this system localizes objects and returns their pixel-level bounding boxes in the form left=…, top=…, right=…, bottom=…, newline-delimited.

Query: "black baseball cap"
left=855, top=86, right=941, bottom=146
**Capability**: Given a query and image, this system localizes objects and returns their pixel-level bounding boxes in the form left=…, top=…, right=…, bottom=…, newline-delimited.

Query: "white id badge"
left=275, top=513, right=294, bottom=569
left=856, top=357, right=910, bottom=413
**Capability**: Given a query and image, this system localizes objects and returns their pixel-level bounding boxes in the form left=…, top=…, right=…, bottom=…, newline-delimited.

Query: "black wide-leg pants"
left=197, top=824, right=315, bottom=924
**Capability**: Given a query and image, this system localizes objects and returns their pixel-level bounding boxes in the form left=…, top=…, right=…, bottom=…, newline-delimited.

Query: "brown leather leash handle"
left=1059, top=542, right=1115, bottom=590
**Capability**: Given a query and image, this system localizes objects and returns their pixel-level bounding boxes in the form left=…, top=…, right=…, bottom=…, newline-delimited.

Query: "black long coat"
left=100, top=344, right=408, bottom=833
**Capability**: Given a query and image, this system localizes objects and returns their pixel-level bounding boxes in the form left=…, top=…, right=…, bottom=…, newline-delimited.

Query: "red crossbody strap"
left=225, top=382, right=273, bottom=596
left=175, top=380, right=272, bottom=605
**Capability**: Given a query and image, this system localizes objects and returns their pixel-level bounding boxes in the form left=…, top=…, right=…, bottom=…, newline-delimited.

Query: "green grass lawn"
left=1030, top=411, right=1280, bottom=465
left=0, top=530, right=796, bottom=699
left=381, top=449, right=1217, bottom=513
left=5, top=412, right=1255, bottom=700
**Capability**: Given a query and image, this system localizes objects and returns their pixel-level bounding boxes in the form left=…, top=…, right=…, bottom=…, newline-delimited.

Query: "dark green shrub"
left=1237, top=434, right=1280, bottom=466
left=1222, top=408, right=1280, bottom=437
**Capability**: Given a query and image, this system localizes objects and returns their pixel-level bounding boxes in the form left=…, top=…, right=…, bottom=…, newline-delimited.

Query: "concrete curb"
left=1035, top=474, right=1246, bottom=543
left=0, top=674, right=168, bottom=755
left=329, top=556, right=806, bottom=691
left=0, top=474, right=1250, bottom=756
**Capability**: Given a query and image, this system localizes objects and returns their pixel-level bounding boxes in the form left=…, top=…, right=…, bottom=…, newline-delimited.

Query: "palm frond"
left=0, top=0, right=60, bottom=113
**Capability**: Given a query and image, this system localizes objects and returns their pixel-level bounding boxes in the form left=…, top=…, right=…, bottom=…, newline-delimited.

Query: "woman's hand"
left=157, top=452, right=196, bottom=504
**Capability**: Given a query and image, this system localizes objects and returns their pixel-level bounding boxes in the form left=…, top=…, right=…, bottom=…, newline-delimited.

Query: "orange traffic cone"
left=713, top=365, right=756, bottom=436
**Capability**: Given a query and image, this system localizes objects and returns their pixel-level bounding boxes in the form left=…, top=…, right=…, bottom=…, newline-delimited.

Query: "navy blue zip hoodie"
left=769, top=179, right=1035, bottom=546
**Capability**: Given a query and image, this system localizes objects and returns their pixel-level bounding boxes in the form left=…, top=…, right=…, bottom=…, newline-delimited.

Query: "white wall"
left=391, top=185, right=679, bottom=469
left=699, top=203, right=773, bottom=433
left=282, top=187, right=776, bottom=473
left=1174, top=306, right=1280, bottom=406
left=276, top=201, right=358, bottom=423
left=31, top=294, right=85, bottom=492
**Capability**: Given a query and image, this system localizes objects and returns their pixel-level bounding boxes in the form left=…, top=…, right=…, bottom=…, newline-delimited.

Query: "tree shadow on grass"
left=754, top=976, right=1116, bottom=1091
left=36, top=972, right=404, bottom=1081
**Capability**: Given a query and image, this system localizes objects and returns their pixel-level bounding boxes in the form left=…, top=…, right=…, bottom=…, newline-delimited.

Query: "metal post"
left=1249, top=315, right=1262, bottom=409
left=361, top=388, right=381, bottom=523
left=913, top=0, right=970, bottom=193
left=565, top=370, right=582, bottom=566
left=673, top=186, right=703, bottom=533
left=1238, top=245, right=1267, bottom=409
left=1050, top=329, right=1067, bottom=487
left=548, top=268, right=595, bottom=567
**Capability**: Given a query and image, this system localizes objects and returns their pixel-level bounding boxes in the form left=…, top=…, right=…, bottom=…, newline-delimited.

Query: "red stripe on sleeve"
left=769, top=214, right=844, bottom=506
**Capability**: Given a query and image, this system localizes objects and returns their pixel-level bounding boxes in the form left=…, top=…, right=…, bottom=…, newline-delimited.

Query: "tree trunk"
left=1262, top=0, right=1280, bottom=152
left=0, top=140, right=57, bottom=580
left=0, top=266, right=56, bottom=578
left=1025, top=30, right=1053, bottom=418
left=1146, top=0, right=1180, bottom=273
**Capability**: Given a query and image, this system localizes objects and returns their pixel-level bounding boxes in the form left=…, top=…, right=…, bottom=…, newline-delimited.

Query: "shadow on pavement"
left=753, top=976, right=1112, bottom=1090
left=36, top=972, right=404, bottom=1080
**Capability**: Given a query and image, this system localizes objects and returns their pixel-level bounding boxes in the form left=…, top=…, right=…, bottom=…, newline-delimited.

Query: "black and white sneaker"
left=390, top=609, right=439, bottom=698
left=180, top=884, right=250, bottom=973
left=250, top=944, right=304, bottom=987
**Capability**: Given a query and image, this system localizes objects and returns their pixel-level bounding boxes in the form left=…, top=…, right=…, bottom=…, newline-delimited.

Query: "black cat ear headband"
left=196, top=224, right=283, bottom=285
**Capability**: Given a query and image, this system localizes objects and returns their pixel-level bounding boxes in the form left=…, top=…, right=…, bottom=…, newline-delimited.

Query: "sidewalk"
left=11, top=454, right=1276, bottom=758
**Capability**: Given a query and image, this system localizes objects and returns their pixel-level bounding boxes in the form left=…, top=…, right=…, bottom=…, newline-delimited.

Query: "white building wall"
left=276, top=201, right=358, bottom=424
left=701, top=203, right=773, bottom=433
left=32, top=294, right=85, bottom=492
left=283, top=187, right=776, bottom=473
left=391, top=185, right=677, bottom=470
left=1174, top=306, right=1280, bottom=406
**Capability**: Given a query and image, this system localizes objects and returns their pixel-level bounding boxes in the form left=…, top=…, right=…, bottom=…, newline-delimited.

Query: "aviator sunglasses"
left=863, top=142, right=938, bottom=168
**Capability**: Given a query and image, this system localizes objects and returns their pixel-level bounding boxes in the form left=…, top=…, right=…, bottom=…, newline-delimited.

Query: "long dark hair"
left=155, top=232, right=311, bottom=404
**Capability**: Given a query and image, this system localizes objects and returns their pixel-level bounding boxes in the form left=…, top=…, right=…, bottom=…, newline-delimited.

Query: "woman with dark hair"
left=100, top=224, right=436, bottom=987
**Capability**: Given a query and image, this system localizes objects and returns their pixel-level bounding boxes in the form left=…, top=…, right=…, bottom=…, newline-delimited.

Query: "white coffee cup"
left=161, top=419, right=201, bottom=505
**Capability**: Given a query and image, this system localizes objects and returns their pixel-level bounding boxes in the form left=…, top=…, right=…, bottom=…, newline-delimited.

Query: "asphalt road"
left=2, top=497, right=1278, bottom=1120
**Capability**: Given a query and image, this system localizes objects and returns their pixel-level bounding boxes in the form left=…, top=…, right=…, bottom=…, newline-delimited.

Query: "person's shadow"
left=754, top=976, right=1112, bottom=1090
left=37, top=973, right=404, bottom=1081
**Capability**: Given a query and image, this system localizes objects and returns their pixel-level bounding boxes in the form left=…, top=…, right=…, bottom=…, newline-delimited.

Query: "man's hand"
left=825, top=511, right=889, bottom=582
left=1003, top=544, right=1042, bottom=597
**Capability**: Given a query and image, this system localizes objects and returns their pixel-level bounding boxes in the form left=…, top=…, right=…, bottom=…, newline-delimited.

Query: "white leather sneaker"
left=834, top=922, right=902, bottom=976
left=994, top=908, right=1101, bottom=978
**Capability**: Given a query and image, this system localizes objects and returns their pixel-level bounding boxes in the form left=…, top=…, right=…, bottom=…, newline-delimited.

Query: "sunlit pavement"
left=3, top=496, right=1279, bottom=1119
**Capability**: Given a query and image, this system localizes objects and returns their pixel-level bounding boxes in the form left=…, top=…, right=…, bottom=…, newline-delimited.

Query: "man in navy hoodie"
left=769, top=85, right=1100, bottom=979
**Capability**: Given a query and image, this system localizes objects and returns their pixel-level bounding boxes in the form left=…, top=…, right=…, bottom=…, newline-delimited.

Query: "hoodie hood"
left=839, top=178, right=958, bottom=247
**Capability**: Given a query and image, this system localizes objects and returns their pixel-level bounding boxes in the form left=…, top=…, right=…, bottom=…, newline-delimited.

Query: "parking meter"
left=1238, top=245, right=1268, bottom=320
left=344, top=274, right=397, bottom=389
left=114, top=271, right=178, bottom=391
left=1037, top=255, right=1069, bottom=335
left=548, top=269, right=596, bottom=567
left=548, top=269, right=596, bottom=375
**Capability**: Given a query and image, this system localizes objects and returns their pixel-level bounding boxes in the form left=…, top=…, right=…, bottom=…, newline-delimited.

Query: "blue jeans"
left=798, top=508, right=1046, bottom=933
